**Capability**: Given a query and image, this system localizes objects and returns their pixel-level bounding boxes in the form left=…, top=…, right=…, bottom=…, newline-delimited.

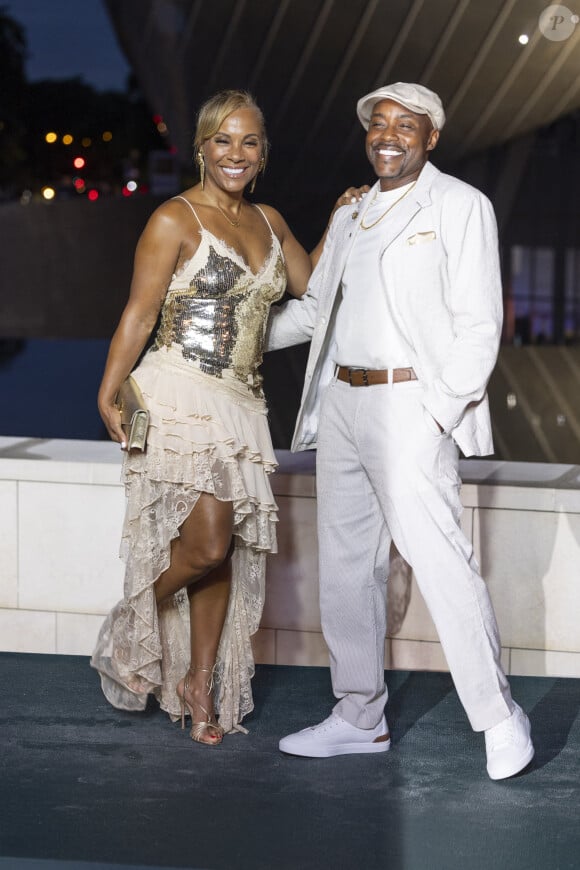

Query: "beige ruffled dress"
left=91, top=198, right=286, bottom=733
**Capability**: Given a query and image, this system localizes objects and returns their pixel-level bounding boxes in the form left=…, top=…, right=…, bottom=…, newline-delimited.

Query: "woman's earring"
left=249, top=156, right=265, bottom=195
left=197, top=151, right=205, bottom=189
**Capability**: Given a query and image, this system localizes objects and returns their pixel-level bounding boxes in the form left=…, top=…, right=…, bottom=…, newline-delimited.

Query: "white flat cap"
left=357, top=82, right=446, bottom=131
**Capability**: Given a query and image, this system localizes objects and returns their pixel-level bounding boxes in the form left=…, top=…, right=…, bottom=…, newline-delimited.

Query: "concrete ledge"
left=1, top=436, right=579, bottom=678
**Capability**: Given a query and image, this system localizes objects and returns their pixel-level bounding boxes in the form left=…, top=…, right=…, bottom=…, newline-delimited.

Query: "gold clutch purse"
left=116, top=376, right=150, bottom=451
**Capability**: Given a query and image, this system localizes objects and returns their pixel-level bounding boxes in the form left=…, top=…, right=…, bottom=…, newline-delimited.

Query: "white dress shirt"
left=334, top=182, right=415, bottom=369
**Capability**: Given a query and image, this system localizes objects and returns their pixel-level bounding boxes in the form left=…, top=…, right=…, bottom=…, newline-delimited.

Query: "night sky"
left=3, top=0, right=131, bottom=91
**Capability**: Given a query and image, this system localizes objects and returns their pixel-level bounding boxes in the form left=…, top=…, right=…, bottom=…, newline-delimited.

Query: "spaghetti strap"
left=253, top=204, right=277, bottom=239
left=172, top=195, right=203, bottom=230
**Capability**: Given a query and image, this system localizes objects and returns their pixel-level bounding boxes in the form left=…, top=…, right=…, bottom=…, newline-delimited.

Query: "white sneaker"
left=485, top=702, right=534, bottom=780
left=279, top=712, right=391, bottom=758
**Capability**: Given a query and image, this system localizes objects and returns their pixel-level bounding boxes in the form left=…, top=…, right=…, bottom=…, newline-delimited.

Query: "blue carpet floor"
left=1, top=653, right=579, bottom=870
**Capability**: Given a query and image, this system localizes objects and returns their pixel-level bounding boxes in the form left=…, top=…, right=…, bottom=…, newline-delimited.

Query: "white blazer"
left=266, top=161, right=503, bottom=457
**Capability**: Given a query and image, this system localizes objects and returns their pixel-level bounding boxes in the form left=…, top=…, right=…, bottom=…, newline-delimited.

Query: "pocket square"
left=407, top=231, right=436, bottom=245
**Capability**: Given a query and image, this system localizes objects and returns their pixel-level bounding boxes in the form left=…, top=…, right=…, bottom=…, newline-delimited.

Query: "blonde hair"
left=193, top=89, right=269, bottom=168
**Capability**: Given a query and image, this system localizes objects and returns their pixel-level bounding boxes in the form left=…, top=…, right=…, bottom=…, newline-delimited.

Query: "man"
left=266, top=82, right=534, bottom=780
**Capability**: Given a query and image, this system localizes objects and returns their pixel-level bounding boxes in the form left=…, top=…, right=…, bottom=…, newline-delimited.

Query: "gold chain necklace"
left=213, top=201, right=242, bottom=228
left=360, top=181, right=417, bottom=230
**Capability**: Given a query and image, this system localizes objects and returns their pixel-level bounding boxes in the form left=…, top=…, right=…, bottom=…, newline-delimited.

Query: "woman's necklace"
left=359, top=181, right=417, bottom=231
left=212, top=200, right=243, bottom=228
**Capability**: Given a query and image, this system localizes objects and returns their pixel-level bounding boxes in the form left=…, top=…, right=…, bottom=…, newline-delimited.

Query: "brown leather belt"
left=336, top=366, right=417, bottom=387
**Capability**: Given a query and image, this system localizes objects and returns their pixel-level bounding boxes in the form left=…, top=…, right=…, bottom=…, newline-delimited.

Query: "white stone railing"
left=1, top=437, right=579, bottom=679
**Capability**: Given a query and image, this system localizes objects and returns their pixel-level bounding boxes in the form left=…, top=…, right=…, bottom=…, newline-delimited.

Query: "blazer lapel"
left=334, top=182, right=380, bottom=278
left=328, top=162, right=439, bottom=286
left=378, top=161, right=437, bottom=255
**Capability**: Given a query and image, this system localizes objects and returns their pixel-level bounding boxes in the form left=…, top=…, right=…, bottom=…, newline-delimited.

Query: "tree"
left=23, top=78, right=169, bottom=194
left=0, top=5, right=27, bottom=194
left=0, top=7, right=169, bottom=199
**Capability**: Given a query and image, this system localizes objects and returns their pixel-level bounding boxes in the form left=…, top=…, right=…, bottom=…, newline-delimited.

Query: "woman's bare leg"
left=182, top=557, right=232, bottom=739
left=154, top=492, right=234, bottom=602
left=154, top=492, right=234, bottom=744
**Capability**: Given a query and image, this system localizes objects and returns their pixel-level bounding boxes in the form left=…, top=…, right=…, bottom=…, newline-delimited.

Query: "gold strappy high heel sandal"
left=178, top=665, right=224, bottom=746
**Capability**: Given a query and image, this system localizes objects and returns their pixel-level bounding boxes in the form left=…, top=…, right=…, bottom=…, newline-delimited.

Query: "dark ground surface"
left=1, top=653, right=579, bottom=870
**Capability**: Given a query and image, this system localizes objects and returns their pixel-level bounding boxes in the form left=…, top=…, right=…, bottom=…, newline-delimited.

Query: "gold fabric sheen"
left=153, top=241, right=285, bottom=391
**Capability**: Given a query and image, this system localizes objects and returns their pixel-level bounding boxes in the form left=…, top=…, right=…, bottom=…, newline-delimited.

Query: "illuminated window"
left=510, top=246, right=554, bottom=343
left=565, top=249, right=580, bottom=341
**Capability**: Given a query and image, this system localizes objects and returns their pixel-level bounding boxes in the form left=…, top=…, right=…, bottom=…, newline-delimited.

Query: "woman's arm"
left=259, top=206, right=311, bottom=298
left=261, top=185, right=370, bottom=298
left=98, top=203, right=187, bottom=446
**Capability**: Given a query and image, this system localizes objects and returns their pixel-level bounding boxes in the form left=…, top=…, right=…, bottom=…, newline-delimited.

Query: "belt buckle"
left=348, top=368, right=369, bottom=386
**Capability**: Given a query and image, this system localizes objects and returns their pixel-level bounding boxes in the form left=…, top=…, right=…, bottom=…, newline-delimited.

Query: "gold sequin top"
left=152, top=198, right=286, bottom=393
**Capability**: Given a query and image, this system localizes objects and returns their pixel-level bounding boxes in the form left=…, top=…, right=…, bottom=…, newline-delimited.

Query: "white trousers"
left=316, top=376, right=513, bottom=732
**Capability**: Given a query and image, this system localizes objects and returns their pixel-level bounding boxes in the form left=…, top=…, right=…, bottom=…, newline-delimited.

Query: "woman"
left=91, top=89, right=362, bottom=745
